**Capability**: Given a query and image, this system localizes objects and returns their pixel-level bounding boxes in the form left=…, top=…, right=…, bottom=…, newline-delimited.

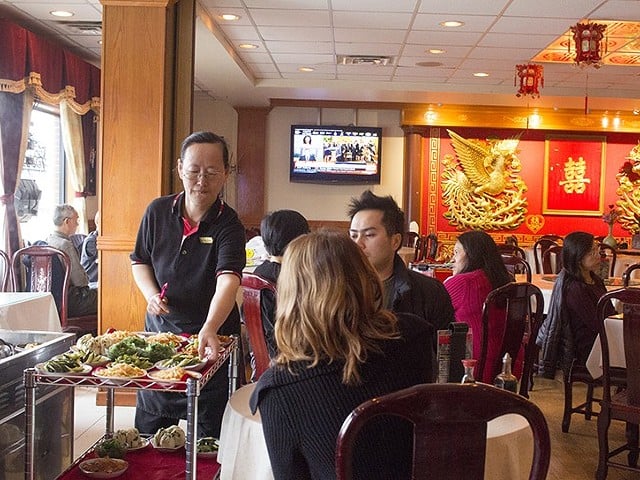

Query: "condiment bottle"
left=494, top=353, right=518, bottom=393
left=460, top=358, right=477, bottom=384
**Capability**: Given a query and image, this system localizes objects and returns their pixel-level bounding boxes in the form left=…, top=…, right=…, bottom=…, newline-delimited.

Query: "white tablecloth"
left=586, top=316, right=624, bottom=379
left=218, top=383, right=533, bottom=480
left=0, top=292, right=61, bottom=332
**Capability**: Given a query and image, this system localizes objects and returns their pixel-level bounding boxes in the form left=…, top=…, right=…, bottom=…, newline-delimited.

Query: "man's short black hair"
left=261, top=210, right=310, bottom=256
left=347, top=190, right=405, bottom=236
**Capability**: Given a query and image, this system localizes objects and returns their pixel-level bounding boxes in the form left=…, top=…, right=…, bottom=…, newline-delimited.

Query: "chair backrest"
left=335, top=383, right=551, bottom=480
left=623, top=263, right=640, bottom=287
left=597, top=288, right=640, bottom=406
left=11, top=245, right=71, bottom=328
left=415, top=233, right=438, bottom=262
left=533, top=236, right=562, bottom=274
left=598, top=243, right=617, bottom=278
left=477, top=282, right=544, bottom=397
left=497, top=244, right=527, bottom=260
left=404, top=231, right=419, bottom=248
left=0, top=249, right=10, bottom=292
left=241, top=273, right=277, bottom=379
left=541, top=245, right=563, bottom=274
left=69, top=233, right=87, bottom=256
left=501, top=254, right=532, bottom=282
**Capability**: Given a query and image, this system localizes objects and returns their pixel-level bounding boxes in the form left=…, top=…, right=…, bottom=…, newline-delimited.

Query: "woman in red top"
left=444, top=231, right=514, bottom=383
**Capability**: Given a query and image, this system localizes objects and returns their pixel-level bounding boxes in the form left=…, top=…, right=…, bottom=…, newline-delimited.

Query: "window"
left=19, top=105, right=64, bottom=244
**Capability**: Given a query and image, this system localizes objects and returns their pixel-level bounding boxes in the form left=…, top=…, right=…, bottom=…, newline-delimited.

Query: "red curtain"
left=0, top=19, right=100, bottom=256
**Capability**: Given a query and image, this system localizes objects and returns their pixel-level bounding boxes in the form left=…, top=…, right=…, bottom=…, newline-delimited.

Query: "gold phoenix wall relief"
left=441, top=130, right=528, bottom=230
left=616, top=142, right=640, bottom=234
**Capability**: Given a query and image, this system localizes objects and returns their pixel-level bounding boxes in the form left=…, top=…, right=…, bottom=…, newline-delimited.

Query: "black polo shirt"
left=130, top=193, right=246, bottom=334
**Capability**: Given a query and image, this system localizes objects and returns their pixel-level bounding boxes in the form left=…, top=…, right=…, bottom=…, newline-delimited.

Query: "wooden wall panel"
left=99, top=0, right=189, bottom=333
left=236, top=107, right=269, bottom=227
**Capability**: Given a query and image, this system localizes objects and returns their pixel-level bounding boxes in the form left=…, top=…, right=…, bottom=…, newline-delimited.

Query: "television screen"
left=290, top=125, right=382, bottom=184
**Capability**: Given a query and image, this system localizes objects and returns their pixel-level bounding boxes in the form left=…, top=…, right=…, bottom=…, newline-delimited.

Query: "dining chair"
left=497, top=244, right=527, bottom=260
left=596, top=287, right=640, bottom=479
left=542, top=245, right=564, bottom=274
left=598, top=243, right=617, bottom=278
left=335, top=383, right=551, bottom=480
left=240, top=273, right=276, bottom=381
left=623, top=263, right=640, bottom=287
left=501, top=254, right=532, bottom=282
left=533, top=235, right=563, bottom=274
left=404, top=231, right=419, bottom=248
left=69, top=233, right=87, bottom=256
left=0, top=249, right=11, bottom=292
left=11, top=244, right=97, bottom=337
left=476, top=281, right=544, bottom=397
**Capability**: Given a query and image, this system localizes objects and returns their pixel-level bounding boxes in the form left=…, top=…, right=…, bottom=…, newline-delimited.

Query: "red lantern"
left=515, top=64, right=544, bottom=98
left=570, top=22, right=606, bottom=67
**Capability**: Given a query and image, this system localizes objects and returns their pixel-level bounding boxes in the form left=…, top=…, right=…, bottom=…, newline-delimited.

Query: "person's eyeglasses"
left=182, top=169, right=223, bottom=180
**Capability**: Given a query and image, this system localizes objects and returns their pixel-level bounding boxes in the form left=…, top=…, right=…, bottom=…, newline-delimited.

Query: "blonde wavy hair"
left=274, top=230, right=399, bottom=385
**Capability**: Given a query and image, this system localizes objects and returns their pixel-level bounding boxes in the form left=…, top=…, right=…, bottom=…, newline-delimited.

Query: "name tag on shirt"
left=200, top=237, right=213, bottom=244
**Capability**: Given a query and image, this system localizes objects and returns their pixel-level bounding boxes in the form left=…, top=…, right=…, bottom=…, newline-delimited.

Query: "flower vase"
left=603, top=224, right=617, bottom=249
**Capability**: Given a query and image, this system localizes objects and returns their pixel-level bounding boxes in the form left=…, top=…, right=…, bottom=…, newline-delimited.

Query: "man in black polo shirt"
left=130, top=131, right=245, bottom=437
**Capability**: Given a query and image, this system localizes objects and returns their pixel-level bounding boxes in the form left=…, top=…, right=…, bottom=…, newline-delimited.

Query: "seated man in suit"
left=47, top=204, right=97, bottom=316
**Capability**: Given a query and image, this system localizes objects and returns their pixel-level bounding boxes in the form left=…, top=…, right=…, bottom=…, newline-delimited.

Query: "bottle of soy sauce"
left=494, top=353, right=518, bottom=393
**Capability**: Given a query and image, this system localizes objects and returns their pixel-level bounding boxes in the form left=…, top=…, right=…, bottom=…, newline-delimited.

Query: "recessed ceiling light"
left=473, top=72, right=489, bottom=77
left=440, top=20, right=464, bottom=28
left=50, top=10, right=74, bottom=18
left=298, top=67, right=315, bottom=72
left=429, top=49, right=445, bottom=54
left=239, top=44, right=259, bottom=50
left=220, top=14, right=240, bottom=21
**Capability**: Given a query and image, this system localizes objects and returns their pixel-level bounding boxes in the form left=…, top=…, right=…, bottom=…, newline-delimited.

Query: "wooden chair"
left=623, top=263, right=640, bottom=287
left=69, top=233, right=87, bottom=256
left=561, top=296, right=626, bottom=433
left=241, top=273, right=276, bottom=380
left=598, top=243, right=617, bottom=278
left=404, top=231, right=419, bottom=248
left=335, top=383, right=551, bottom=480
left=533, top=235, right=562, bottom=274
left=11, top=245, right=97, bottom=337
left=0, top=249, right=11, bottom=292
left=596, top=288, right=640, bottom=479
left=497, top=244, right=527, bottom=260
left=542, top=245, right=563, bottom=274
left=501, top=254, right=532, bottom=282
left=476, top=282, right=544, bottom=397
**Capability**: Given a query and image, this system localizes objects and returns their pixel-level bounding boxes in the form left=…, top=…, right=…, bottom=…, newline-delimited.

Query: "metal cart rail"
left=24, top=335, right=240, bottom=480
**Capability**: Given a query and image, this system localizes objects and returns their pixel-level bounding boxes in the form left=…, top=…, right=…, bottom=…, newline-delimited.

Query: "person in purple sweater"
left=250, top=230, right=434, bottom=480
left=444, top=230, right=513, bottom=383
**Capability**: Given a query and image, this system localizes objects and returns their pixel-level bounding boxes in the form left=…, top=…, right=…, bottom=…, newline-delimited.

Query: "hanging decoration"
left=514, top=64, right=544, bottom=98
left=570, top=22, right=607, bottom=67
left=569, top=22, right=607, bottom=114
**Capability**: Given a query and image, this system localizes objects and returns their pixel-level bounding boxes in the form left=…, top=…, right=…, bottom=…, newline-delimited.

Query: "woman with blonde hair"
left=250, top=230, right=434, bottom=479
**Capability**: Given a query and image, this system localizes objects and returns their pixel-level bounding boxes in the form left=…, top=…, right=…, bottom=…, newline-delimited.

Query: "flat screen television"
left=290, top=125, right=382, bottom=184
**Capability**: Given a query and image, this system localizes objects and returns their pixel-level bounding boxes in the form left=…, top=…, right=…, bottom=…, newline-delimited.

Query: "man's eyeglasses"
left=182, top=170, right=223, bottom=180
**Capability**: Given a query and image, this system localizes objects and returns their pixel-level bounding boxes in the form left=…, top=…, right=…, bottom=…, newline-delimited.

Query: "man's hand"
left=147, top=293, right=170, bottom=316
left=198, top=322, right=221, bottom=360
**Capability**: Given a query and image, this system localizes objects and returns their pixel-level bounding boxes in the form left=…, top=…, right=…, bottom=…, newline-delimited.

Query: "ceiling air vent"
left=55, top=21, right=102, bottom=35
left=337, top=55, right=392, bottom=66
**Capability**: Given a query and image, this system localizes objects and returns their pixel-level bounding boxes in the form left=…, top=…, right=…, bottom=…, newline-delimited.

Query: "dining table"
left=0, top=291, right=61, bottom=332
left=585, top=314, right=624, bottom=379
left=217, top=383, right=534, bottom=480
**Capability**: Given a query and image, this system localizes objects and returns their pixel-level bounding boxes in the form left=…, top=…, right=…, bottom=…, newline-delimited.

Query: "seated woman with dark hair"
left=444, top=230, right=514, bottom=383
left=250, top=231, right=434, bottom=479
left=253, top=209, right=309, bottom=357
left=537, top=231, right=615, bottom=378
